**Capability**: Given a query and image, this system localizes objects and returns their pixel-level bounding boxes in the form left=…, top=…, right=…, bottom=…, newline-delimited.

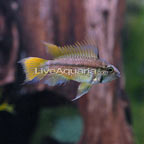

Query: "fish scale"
left=47, top=57, right=106, bottom=68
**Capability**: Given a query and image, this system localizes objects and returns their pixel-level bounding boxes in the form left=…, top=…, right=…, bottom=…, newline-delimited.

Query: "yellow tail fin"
left=20, top=57, right=47, bottom=83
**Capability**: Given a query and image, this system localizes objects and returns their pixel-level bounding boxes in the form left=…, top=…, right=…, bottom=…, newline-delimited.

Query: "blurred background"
left=0, top=0, right=143, bottom=144
left=124, top=0, right=144, bottom=143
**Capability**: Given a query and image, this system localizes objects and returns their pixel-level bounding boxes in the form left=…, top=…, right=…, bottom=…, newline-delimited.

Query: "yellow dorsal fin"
left=44, top=42, right=63, bottom=57
left=44, top=40, right=99, bottom=59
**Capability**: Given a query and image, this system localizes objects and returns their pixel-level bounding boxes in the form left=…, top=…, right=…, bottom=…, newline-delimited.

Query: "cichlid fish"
left=19, top=40, right=120, bottom=101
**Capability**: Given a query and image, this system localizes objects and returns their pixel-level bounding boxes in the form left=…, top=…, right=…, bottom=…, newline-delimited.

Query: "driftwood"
left=78, top=0, right=133, bottom=144
left=0, top=0, right=19, bottom=85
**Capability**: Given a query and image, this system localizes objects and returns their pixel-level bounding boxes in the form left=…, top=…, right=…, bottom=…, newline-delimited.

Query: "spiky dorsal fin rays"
left=82, top=40, right=89, bottom=58
left=75, top=42, right=82, bottom=57
left=44, top=40, right=99, bottom=59
left=60, top=40, right=99, bottom=59
left=83, top=39, right=99, bottom=58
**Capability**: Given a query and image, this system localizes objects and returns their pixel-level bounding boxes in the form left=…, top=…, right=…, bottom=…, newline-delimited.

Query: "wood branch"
left=78, top=0, right=133, bottom=144
left=0, top=11, right=19, bottom=85
left=19, top=0, right=78, bottom=99
left=20, top=0, right=54, bottom=91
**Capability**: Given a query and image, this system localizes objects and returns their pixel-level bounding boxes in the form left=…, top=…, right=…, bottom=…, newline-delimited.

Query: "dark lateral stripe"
left=48, top=63, right=106, bottom=70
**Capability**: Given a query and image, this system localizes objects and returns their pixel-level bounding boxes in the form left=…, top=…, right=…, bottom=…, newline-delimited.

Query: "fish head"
left=100, top=64, right=120, bottom=83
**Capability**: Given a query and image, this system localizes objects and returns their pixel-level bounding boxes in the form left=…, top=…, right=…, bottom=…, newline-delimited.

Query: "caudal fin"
left=19, top=57, right=47, bottom=83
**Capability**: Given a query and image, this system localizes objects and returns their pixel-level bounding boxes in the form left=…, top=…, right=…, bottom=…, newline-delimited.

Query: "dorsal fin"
left=44, top=40, right=99, bottom=59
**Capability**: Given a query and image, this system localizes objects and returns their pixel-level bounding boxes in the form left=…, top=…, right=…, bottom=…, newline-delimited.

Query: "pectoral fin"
left=72, top=83, right=92, bottom=101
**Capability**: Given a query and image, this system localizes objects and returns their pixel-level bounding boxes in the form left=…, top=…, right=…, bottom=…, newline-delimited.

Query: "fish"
left=0, top=101, right=14, bottom=113
left=19, top=40, right=120, bottom=101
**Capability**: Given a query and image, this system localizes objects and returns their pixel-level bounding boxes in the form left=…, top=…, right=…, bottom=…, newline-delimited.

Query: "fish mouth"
left=116, top=72, right=121, bottom=78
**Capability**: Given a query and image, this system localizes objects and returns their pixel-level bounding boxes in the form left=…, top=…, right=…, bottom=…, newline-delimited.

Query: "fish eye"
left=107, top=67, right=114, bottom=72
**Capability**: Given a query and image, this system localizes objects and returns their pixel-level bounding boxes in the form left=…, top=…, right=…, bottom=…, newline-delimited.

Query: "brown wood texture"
left=0, top=1, right=19, bottom=85
left=78, top=0, right=133, bottom=144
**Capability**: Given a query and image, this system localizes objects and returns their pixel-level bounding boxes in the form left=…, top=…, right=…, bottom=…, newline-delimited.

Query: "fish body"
left=43, top=57, right=103, bottom=82
left=20, top=40, right=120, bottom=100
